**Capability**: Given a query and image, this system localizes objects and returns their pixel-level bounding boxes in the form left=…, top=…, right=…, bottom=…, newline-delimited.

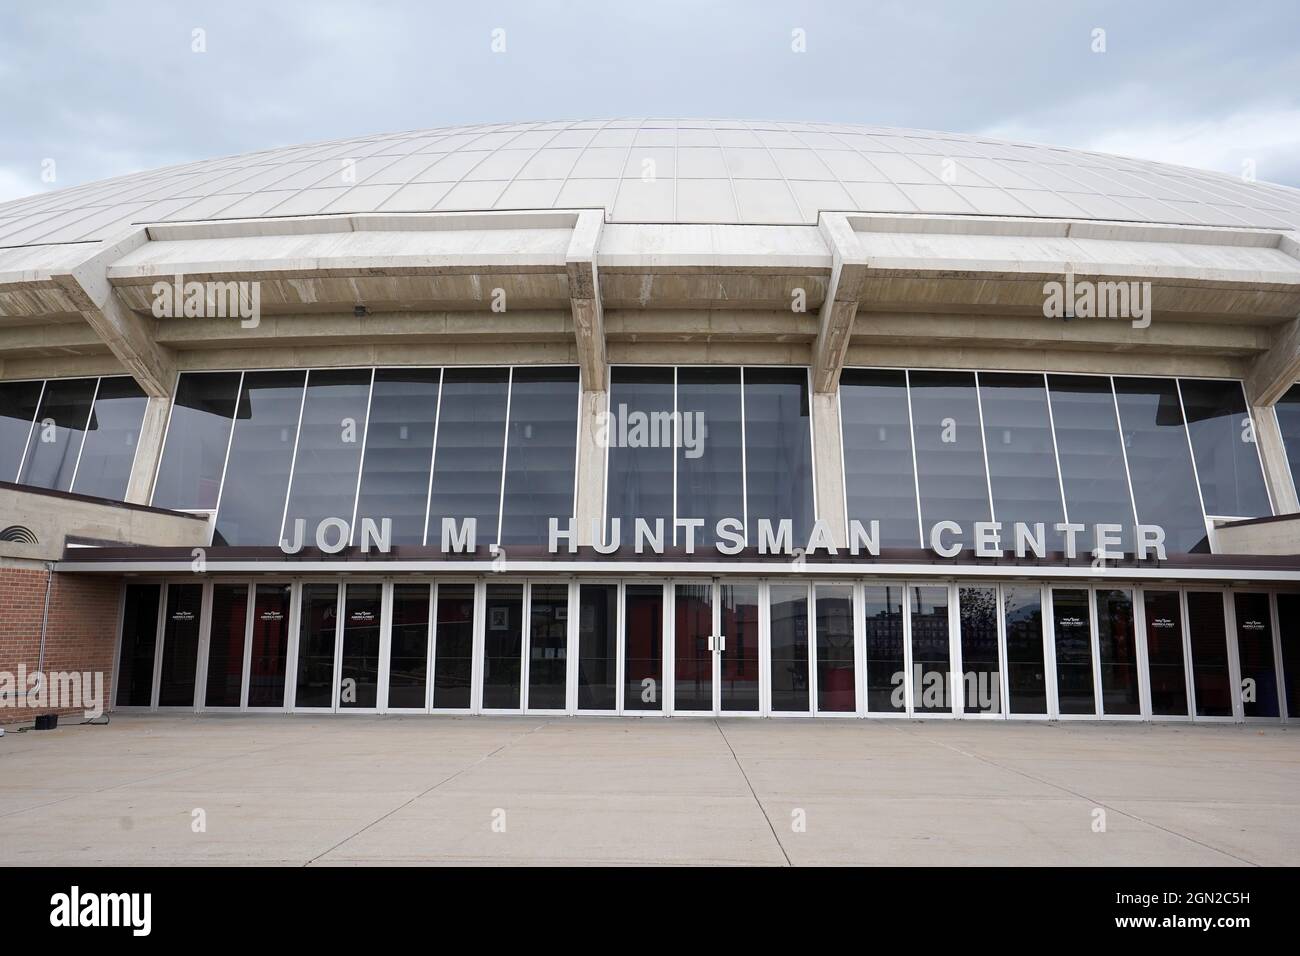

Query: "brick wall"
left=0, top=567, right=121, bottom=725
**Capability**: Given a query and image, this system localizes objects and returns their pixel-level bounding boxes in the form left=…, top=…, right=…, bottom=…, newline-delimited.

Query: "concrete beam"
left=124, top=395, right=173, bottom=505
left=1245, top=312, right=1300, bottom=407
left=811, top=392, right=848, bottom=547
left=572, top=389, right=608, bottom=547
left=1252, top=404, right=1299, bottom=515
left=812, top=214, right=869, bottom=394
left=49, top=229, right=175, bottom=397
left=566, top=211, right=607, bottom=391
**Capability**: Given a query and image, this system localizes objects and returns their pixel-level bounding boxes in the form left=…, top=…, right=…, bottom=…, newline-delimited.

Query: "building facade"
left=2, top=119, right=1299, bottom=723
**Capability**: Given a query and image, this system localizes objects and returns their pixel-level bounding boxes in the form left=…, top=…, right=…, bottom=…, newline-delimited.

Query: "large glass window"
left=248, top=584, right=291, bottom=707
left=1004, top=586, right=1046, bottom=714
left=840, top=370, right=921, bottom=548
left=1114, top=378, right=1207, bottom=554
left=282, top=369, right=372, bottom=543
left=353, top=369, right=440, bottom=545
left=0, top=380, right=42, bottom=482
left=1051, top=588, right=1095, bottom=715
left=623, top=584, right=663, bottom=711
left=389, top=584, right=430, bottom=709
left=1275, top=385, right=1300, bottom=493
left=1233, top=593, right=1278, bottom=718
left=605, top=368, right=674, bottom=538
left=339, top=583, right=382, bottom=709
left=815, top=584, right=855, bottom=712
left=1187, top=591, right=1231, bottom=717
left=1278, top=594, right=1300, bottom=716
left=18, top=377, right=97, bottom=492
left=152, top=371, right=242, bottom=511
left=214, top=371, right=305, bottom=546
left=432, top=583, right=474, bottom=709
left=978, top=373, right=1065, bottom=550
left=157, top=584, right=202, bottom=707
left=958, top=586, right=1000, bottom=715
left=295, top=583, right=338, bottom=708
left=910, top=585, right=951, bottom=714
left=721, top=583, right=761, bottom=711
left=1144, top=590, right=1188, bottom=716
left=482, top=583, right=524, bottom=709
left=1046, top=375, right=1136, bottom=555
left=676, top=368, right=743, bottom=546
left=205, top=584, right=248, bottom=708
left=115, top=583, right=160, bottom=707
left=69, top=376, right=148, bottom=501
left=500, top=369, right=579, bottom=545
left=527, top=583, right=569, bottom=710
left=769, top=584, right=810, bottom=712
left=1095, top=589, right=1140, bottom=715
left=426, top=368, right=509, bottom=548
left=1179, top=379, right=1270, bottom=519
left=577, top=584, right=617, bottom=710
left=908, top=371, right=991, bottom=545
left=863, top=585, right=905, bottom=712
left=744, top=368, right=814, bottom=545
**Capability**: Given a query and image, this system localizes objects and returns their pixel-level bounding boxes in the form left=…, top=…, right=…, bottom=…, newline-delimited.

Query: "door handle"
left=712, top=634, right=725, bottom=653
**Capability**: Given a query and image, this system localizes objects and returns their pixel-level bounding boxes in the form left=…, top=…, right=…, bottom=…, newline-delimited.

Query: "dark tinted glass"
left=864, top=585, right=905, bottom=712
left=577, top=584, right=618, bottom=710
left=840, top=369, right=921, bottom=548
left=527, top=583, right=569, bottom=710
left=500, top=368, right=579, bottom=545
left=157, top=583, right=202, bottom=707
left=674, top=583, right=713, bottom=710
left=744, top=368, right=814, bottom=545
left=115, top=584, right=160, bottom=707
left=483, top=584, right=523, bottom=708
left=1187, top=591, right=1231, bottom=717
left=676, top=368, right=743, bottom=546
left=18, top=377, right=97, bottom=491
left=205, top=584, right=247, bottom=707
left=339, top=583, right=382, bottom=708
left=248, top=584, right=291, bottom=707
left=623, top=584, right=663, bottom=711
left=815, top=584, right=855, bottom=712
left=721, top=583, right=761, bottom=712
left=1096, top=589, right=1140, bottom=715
left=353, top=369, right=440, bottom=545
left=1275, top=386, right=1300, bottom=492
left=959, top=586, right=1000, bottom=714
left=910, top=585, right=950, bottom=713
left=1278, top=594, right=1300, bottom=715
left=1046, top=375, right=1136, bottom=555
left=389, top=584, right=430, bottom=709
left=433, top=583, right=474, bottom=709
left=1144, top=590, right=1187, bottom=716
left=1233, top=592, right=1278, bottom=718
left=426, top=368, right=508, bottom=548
left=0, top=380, right=43, bottom=482
left=1051, top=588, right=1095, bottom=715
left=282, top=369, right=372, bottom=543
left=70, top=376, right=148, bottom=501
left=295, top=583, right=338, bottom=708
left=1004, top=586, right=1046, bottom=714
left=1179, top=379, right=1271, bottom=518
left=1114, top=377, right=1206, bottom=554
left=152, top=371, right=242, bottom=510
left=908, top=371, right=991, bottom=545
left=605, top=367, right=674, bottom=539
left=213, top=370, right=305, bottom=546
left=769, top=584, right=809, bottom=712
left=978, top=373, right=1065, bottom=549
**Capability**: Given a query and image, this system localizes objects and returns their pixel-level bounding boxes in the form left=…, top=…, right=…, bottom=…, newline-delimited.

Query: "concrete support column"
left=811, top=391, right=848, bottom=547
left=1252, top=404, right=1299, bottom=515
left=573, top=388, right=608, bottom=546
left=124, top=395, right=172, bottom=505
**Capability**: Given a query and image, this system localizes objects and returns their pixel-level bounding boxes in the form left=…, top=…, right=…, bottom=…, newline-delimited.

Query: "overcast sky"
left=2, top=0, right=1298, bottom=202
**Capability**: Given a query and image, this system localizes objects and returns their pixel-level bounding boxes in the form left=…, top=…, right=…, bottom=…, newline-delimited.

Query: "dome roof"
left=3, top=119, right=1300, bottom=249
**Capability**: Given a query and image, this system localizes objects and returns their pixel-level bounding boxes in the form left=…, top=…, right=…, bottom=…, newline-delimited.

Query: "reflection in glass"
left=815, top=585, right=855, bottom=712
left=426, top=368, right=509, bottom=547
left=910, top=585, right=950, bottom=713
left=840, top=369, right=921, bottom=548
left=1179, top=379, right=1270, bottom=518
left=1278, top=594, right=1300, bottom=716
left=959, top=586, right=1000, bottom=715
left=295, top=583, right=338, bottom=708
left=115, top=584, right=160, bottom=707
left=1051, top=589, right=1095, bottom=715
left=577, top=584, right=618, bottom=710
left=1004, top=586, right=1047, bottom=714
left=18, top=377, right=97, bottom=492
left=1233, top=593, right=1278, bottom=718
left=248, top=584, right=291, bottom=707
left=158, top=584, right=203, bottom=707
left=769, top=584, right=809, bottom=712
left=978, top=373, right=1065, bottom=551
left=70, top=377, right=148, bottom=501
left=676, top=369, right=743, bottom=546
left=483, top=584, right=523, bottom=709
left=1144, top=590, right=1187, bottom=716
left=1275, top=385, right=1300, bottom=493
left=152, top=371, right=242, bottom=511
left=909, top=371, right=991, bottom=545
left=720, top=583, right=760, bottom=711
left=1187, top=591, right=1231, bottom=717
left=864, top=585, right=905, bottom=712
left=205, top=584, right=248, bottom=708
left=744, top=368, right=814, bottom=545
left=0, top=380, right=42, bottom=482
left=605, top=368, right=674, bottom=539
left=500, top=368, right=580, bottom=545
left=1095, top=589, right=1139, bottom=715
left=624, top=584, right=663, bottom=711
left=527, top=584, right=569, bottom=710
left=339, top=584, right=382, bottom=709
left=353, top=369, right=440, bottom=545
left=674, top=583, right=713, bottom=711
left=389, top=584, right=430, bottom=709
left=433, top=583, right=474, bottom=709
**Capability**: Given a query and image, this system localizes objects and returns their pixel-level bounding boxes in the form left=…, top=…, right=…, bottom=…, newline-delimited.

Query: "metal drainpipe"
left=36, top=561, right=54, bottom=673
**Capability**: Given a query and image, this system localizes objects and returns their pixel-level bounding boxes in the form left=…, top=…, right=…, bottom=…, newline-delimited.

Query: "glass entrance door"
left=673, top=581, right=761, bottom=714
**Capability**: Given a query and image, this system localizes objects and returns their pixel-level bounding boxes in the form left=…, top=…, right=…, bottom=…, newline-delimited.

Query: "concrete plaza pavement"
left=0, top=715, right=1295, bottom=866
